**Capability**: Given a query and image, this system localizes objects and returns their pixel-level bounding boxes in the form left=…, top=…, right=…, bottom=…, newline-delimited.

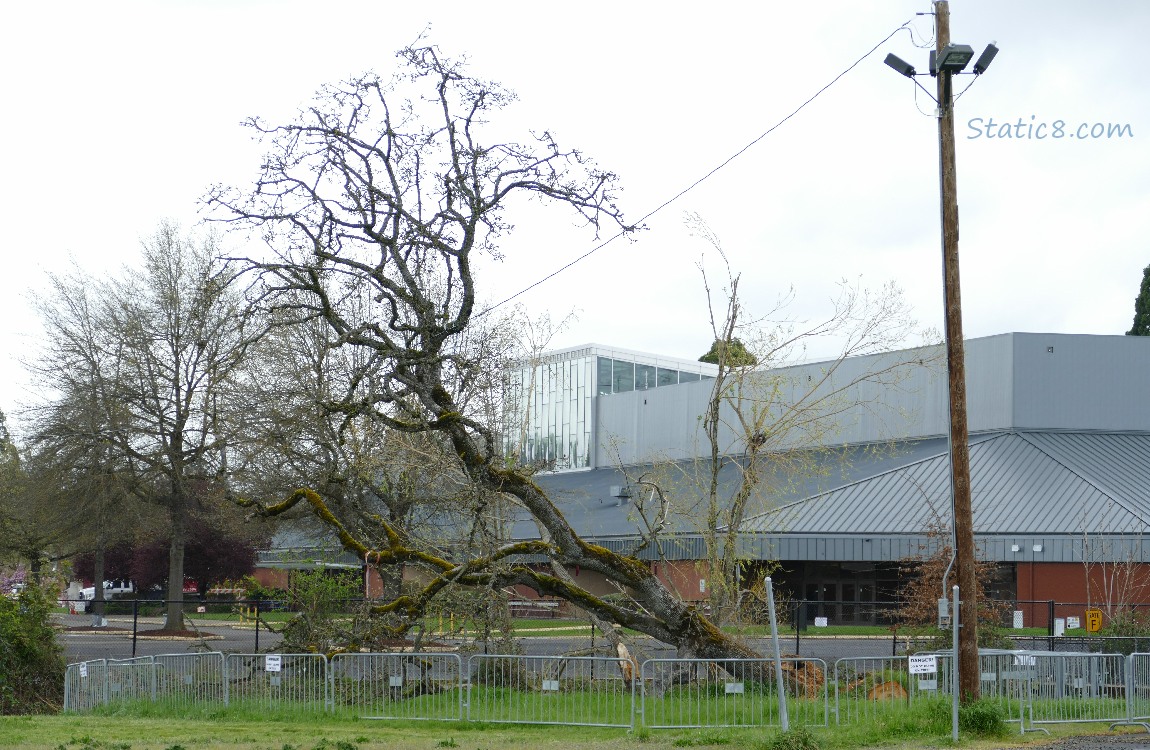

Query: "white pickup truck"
left=67, top=580, right=135, bottom=613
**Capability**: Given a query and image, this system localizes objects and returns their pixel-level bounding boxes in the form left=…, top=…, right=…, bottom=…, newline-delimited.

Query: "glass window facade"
left=505, top=346, right=719, bottom=471
left=506, top=350, right=594, bottom=470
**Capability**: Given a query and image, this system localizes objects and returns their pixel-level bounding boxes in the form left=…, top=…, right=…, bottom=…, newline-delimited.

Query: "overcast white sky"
left=2, top=1, right=1146, bottom=423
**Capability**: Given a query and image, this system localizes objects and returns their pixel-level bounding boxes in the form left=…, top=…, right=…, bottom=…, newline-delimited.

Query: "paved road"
left=59, top=611, right=902, bottom=665
left=58, top=614, right=283, bottom=663
left=1029, top=736, right=1150, bottom=750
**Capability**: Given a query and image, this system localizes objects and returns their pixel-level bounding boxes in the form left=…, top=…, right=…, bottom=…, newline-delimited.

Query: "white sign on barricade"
left=79, top=662, right=89, bottom=678
left=264, top=654, right=282, bottom=672
left=909, top=655, right=937, bottom=675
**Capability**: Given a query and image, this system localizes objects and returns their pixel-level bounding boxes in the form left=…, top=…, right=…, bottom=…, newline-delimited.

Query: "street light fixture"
left=936, top=43, right=975, bottom=73
left=973, top=43, right=999, bottom=75
left=883, top=53, right=917, bottom=78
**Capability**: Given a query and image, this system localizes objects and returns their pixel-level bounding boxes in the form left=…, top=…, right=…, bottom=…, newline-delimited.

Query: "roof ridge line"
left=1016, top=432, right=1150, bottom=526
left=740, top=433, right=1009, bottom=524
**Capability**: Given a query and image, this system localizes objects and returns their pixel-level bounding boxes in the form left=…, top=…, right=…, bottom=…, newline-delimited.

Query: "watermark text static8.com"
left=967, top=116, right=1133, bottom=140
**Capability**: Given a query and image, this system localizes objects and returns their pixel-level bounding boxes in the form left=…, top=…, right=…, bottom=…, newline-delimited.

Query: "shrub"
left=275, top=569, right=366, bottom=653
left=756, top=726, right=820, bottom=750
left=239, top=575, right=285, bottom=602
left=287, top=569, right=361, bottom=616
left=0, top=581, right=66, bottom=713
left=959, top=698, right=1008, bottom=737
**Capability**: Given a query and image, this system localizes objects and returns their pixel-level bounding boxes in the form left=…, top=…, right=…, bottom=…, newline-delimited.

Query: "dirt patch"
left=867, top=680, right=908, bottom=700
left=1023, top=734, right=1150, bottom=750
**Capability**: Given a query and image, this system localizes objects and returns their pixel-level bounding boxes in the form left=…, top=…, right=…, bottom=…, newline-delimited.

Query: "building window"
left=635, top=364, right=657, bottom=390
left=596, top=357, right=613, bottom=395
left=612, top=359, right=635, bottom=393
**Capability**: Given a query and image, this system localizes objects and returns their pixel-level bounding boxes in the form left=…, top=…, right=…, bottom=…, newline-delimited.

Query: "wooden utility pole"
left=934, top=0, right=979, bottom=701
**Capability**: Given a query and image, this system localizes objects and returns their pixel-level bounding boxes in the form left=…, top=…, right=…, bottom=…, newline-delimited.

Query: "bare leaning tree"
left=207, top=44, right=780, bottom=660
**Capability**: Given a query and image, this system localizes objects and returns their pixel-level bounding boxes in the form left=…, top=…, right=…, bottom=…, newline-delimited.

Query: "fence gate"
left=640, top=657, right=829, bottom=729
left=329, top=652, right=462, bottom=721
left=833, top=655, right=952, bottom=725
left=223, top=653, right=328, bottom=712
left=63, top=659, right=107, bottom=712
left=466, top=654, right=634, bottom=727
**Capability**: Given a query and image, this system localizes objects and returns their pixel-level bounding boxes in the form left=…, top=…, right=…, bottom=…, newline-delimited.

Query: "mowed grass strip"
left=0, top=714, right=619, bottom=750
left=0, top=701, right=1142, bottom=750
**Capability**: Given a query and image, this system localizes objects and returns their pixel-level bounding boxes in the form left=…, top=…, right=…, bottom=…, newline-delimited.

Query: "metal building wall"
left=1011, top=333, right=1150, bottom=431
left=596, top=335, right=1020, bottom=466
left=593, top=333, right=1150, bottom=467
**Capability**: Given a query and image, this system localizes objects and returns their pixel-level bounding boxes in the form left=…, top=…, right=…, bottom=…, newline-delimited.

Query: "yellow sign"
left=1085, top=608, right=1103, bottom=633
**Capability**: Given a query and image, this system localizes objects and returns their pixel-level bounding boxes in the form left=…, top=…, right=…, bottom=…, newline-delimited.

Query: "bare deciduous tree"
left=1079, top=502, right=1149, bottom=619
left=619, top=217, right=933, bottom=624
left=28, top=223, right=256, bottom=629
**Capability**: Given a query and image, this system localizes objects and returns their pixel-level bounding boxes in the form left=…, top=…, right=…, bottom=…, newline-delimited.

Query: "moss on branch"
left=579, top=542, right=650, bottom=581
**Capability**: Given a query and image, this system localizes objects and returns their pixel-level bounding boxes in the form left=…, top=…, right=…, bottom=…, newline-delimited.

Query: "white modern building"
left=504, top=344, right=717, bottom=470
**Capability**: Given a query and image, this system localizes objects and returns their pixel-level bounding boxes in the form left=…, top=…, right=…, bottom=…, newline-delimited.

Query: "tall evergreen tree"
left=1127, top=264, right=1150, bottom=336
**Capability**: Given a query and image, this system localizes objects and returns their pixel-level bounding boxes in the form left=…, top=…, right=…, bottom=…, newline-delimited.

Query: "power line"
left=479, top=17, right=918, bottom=317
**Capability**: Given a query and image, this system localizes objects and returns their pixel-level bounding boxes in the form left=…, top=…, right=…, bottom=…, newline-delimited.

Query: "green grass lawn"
left=1, top=709, right=1141, bottom=750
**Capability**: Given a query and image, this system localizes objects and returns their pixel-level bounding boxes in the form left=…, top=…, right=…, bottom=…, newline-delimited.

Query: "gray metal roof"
left=740, top=432, right=1150, bottom=537
left=529, top=431, right=1150, bottom=563
left=528, top=437, right=950, bottom=542
left=259, top=430, right=1150, bottom=566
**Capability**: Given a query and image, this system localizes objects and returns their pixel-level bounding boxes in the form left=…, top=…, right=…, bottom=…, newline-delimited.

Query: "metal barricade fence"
left=1023, top=652, right=1127, bottom=727
left=153, top=653, right=227, bottom=709
left=63, top=659, right=107, bottom=712
left=639, top=657, right=828, bottom=729
left=466, top=654, right=634, bottom=727
left=1129, top=653, right=1150, bottom=724
left=833, top=655, right=952, bottom=725
left=104, top=656, right=156, bottom=705
left=223, top=653, right=328, bottom=712
left=329, top=652, right=462, bottom=721
left=62, top=647, right=1149, bottom=732
left=976, top=651, right=1033, bottom=731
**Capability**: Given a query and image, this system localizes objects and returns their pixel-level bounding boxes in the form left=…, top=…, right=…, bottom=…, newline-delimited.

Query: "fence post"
left=794, top=600, right=801, bottom=655
left=765, top=577, right=789, bottom=731
left=131, top=599, right=139, bottom=658
left=1048, top=600, right=1055, bottom=650
left=951, top=585, right=959, bottom=743
left=254, top=600, right=260, bottom=653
